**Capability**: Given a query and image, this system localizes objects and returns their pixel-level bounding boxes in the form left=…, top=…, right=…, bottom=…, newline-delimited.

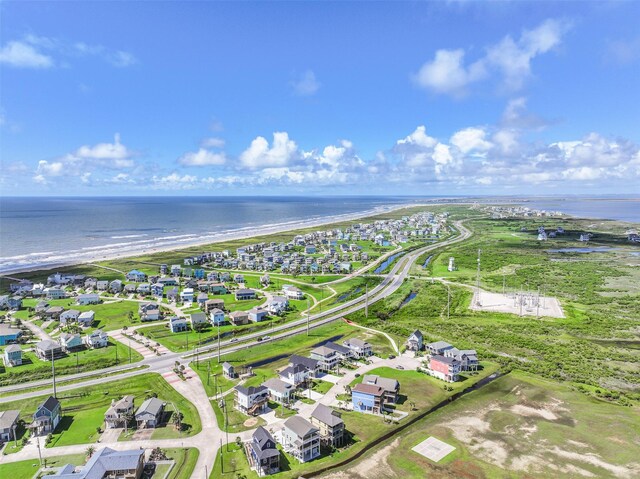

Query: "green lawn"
left=212, top=393, right=266, bottom=433
left=0, top=339, right=143, bottom=387
left=0, top=373, right=201, bottom=450
left=0, top=453, right=87, bottom=479
left=163, top=448, right=200, bottom=479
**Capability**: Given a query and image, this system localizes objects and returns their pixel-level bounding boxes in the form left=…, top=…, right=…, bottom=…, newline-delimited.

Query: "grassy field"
left=0, top=373, right=201, bottom=450
left=0, top=338, right=143, bottom=387
left=0, top=453, right=88, bottom=479
left=321, top=371, right=640, bottom=479
left=163, top=447, right=200, bottom=479
left=346, top=214, right=640, bottom=405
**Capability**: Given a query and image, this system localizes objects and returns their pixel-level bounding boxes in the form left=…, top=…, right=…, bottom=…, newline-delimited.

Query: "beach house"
left=84, top=330, right=109, bottom=349
left=32, top=396, right=61, bottom=436
left=268, top=296, right=289, bottom=315
left=59, top=309, right=81, bottom=325
left=310, top=404, right=345, bottom=447
left=248, top=307, right=268, bottom=322
left=77, top=311, right=95, bottom=327
left=248, top=426, right=280, bottom=476
left=210, top=308, right=226, bottom=326
left=262, top=378, right=294, bottom=404
left=190, top=312, right=208, bottom=327
left=235, top=288, right=257, bottom=300
left=233, top=385, right=269, bottom=416
left=180, top=288, right=195, bottom=303
left=362, top=375, right=400, bottom=404
left=352, top=383, right=384, bottom=414
left=310, top=345, right=341, bottom=372
left=41, top=447, right=144, bottom=479
left=343, top=338, right=372, bottom=358
left=139, top=302, right=160, bottom=321
left=229, top=310, right=250, bottom=325
left=59, top=333, right=83, bottom=352
left=428, top=355, right=461, bottom=382
left=3, top=344, right=23, bottom=366
left=104, top=396, right=135, bottom=429
left=444, top=347, right=479, bottom=371
left=222, top=362, right=236, bottom=379
left=0, top=410, right=19, bottom=442
left=426, top=340, right=454, bottom=356
left=280, top=416, right=321, bottom=463
left=0, top=324, right=22, bottom=346
left=109, top=280, right=123, bottom=293
left=135, top=397, right=165, bottom=428
left=406, top=330, right=424, bottom=351
left=35, top=340, right=64, bottom=360
left=169, top=316, right=188, bottom=333
left=126, top=270, right=147, bottom=282
left=77, top=293, right=100, bottom=305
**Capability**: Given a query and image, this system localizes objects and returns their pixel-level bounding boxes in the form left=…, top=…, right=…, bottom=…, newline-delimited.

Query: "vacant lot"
left=322, top=371, right=640, bottom=479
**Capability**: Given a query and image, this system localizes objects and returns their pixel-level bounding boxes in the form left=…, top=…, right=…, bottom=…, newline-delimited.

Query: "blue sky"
left=1, top=1, right=639, bottom=196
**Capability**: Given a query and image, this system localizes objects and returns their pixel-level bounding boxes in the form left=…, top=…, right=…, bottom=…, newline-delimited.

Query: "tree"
left=127, top=311, right=134, bottom=323
left=172, top=411, right=184, bottom=431
left=86, top=445, right=96, bottom=458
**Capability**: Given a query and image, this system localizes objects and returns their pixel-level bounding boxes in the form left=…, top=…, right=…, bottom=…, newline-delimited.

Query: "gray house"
left=0, top=410, right=19, bottom=442
left=248, top=426, right=280, bottom=476
left=135, top=397, right=165, bottom=428
left=280, top=415, right=321, bottom=463
left=406, top=330, right=424, bottom=351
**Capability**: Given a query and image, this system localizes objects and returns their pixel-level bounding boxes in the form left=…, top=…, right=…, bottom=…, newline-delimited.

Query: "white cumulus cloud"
left=178, top=148, right=227, bottom=167
left=240, top=132, right=298, bottom=169
left=0, top=40, right=53, bottom=68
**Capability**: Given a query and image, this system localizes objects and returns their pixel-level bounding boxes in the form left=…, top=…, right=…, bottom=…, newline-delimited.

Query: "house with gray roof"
left=135, top=397, right=165, bottom=428
left=0, top=410, right=19, bottom=442
left=280, top=415, right=321, bottom=463
left=406, top=329, right=424, bottom=351
left=289, top=355, right=321, bottom=377
left=3, top=344, right=22, bottom=366
left=35, top=339, right=64, bottom=360
left=222, top=361, right=236, bottom=379
left=310, top=403, right=345, bottom=447
left=362, top=374, right=400, bottom=404
left=32, top=396, right=61, bottom=436
left=77, top=310, right=95, bottom=327
left=248, top=426, right=280, bottom=476
left=323, top=341, right=352, bottom=359
left=427, top=340, right=454, bottom=356
left=444, top=347, right=479, bottom=371
left=342, top=338, right=372, bottom=358
left=104, top=396, right=135, bottom=429
left=234, top=385, right=269, bottom=416
left=0, top=324, right=22, bottom=346
left=60, top=333, right=83, bottom=352
left=42, top=446, right=144, bottom=479
left=262, top=378, right=294, bottom=404
left=310, top=345, right=340, bottom=372
left=235, top=288, right=256, bottom=301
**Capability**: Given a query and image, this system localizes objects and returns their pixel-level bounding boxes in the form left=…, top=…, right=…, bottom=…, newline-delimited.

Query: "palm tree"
left=86, top=445, right=96, bottom=458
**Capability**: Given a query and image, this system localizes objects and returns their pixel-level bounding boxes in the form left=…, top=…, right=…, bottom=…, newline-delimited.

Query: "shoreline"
left=0, top=202, right=441, bottom=277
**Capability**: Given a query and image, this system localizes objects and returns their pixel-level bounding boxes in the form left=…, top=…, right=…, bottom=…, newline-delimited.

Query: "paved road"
left=0, top=220, right=472, bottom=476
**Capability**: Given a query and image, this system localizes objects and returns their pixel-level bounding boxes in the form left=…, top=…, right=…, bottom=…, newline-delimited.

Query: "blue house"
left=210, top=308, right=226, bottom=326
left=351, top=383, right=384, bottom=415
left=32, top=396, right=61, bottom=436
left=151, top=283, right=164, bottom=297
left=126, top=270, right=147, bottom=282
left=7, top=296, right=22, bottom=310
left=0, top=324, right=22, bottom=346
left=194, top=269, right=205, bottom=279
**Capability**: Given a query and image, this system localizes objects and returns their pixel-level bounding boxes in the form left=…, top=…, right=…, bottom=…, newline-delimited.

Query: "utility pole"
left=129, top=337, right=132, bottom=363
left=214, top=374, right=218, bottom=399
left=220, top=437, right=224, bottom=473
left=51, top=353, right=57, bottom=398
left=217, top=324, right=221, bottom=363
left=207, top=362, right=211, bottom=386
left=35, top=431, right=43, bottom=465
left=115, top=341, right=118, bottom=365
left=76, top=350, right=79, bottom=374
left=306, top=299, right=310, bottom=336
left=447, top=284, right=450, bottom=320
left=475, top=249, right=482, bottom=306
left=365, top=284, right=368, bottom=318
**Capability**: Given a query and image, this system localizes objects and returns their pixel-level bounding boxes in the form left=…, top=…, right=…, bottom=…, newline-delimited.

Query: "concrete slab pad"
left=412, top=436, right=456, bottom=462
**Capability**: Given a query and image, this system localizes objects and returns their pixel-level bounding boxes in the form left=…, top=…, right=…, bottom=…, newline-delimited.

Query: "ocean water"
left=523, top=197, right=640, bottom=223
left=1, top=195, right=638, bottom=274
left=0, top=196, right=416, bottom=273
